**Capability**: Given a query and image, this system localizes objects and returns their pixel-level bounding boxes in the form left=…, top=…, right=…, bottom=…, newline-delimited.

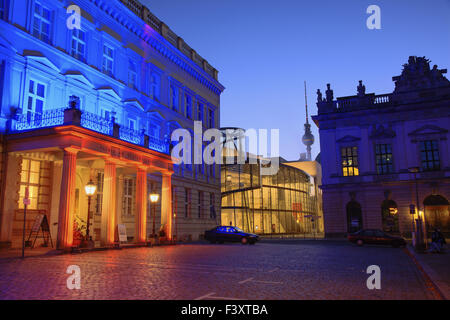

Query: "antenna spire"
left=304, top=81, right=309, bottom=124
left=301, top=80, right=314, bottom=161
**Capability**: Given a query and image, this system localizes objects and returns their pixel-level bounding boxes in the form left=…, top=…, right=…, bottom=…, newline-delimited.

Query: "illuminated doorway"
left=381, top=200, right=399, bottom=233
left=423, top=195, right=450, bottom=237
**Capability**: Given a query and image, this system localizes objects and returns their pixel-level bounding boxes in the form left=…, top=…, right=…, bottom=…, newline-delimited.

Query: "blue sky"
left=142, top=0, right=450, bottom=161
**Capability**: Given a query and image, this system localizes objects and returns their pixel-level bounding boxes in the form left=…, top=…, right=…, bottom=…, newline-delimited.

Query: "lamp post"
left=84, top=179, right=97, bottom=247
left=150, top=193, right=159, bottom=239
left=408, top=167, right=425, bottom=252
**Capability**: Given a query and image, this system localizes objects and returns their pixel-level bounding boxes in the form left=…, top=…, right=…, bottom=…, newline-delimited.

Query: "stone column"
left=135, top=168, right=148, bottom=244
left=160, top=173, right=173, bottom=240
left=101, top=161, right=117, bottom=246
left=116, top=173, right=124, bottom=226
left=0, top=154, right=21, bottom=248
left=57, top=148, right=78, bottom=250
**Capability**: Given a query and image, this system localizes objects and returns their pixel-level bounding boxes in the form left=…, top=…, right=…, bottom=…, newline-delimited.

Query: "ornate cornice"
left=87, top=0, right=225, bottom=95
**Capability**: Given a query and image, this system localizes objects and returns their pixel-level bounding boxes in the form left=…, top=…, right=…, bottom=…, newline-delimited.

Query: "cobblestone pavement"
left=0, top=241, right=434, bottom=300
left=407, top=245, right=450, bottom=299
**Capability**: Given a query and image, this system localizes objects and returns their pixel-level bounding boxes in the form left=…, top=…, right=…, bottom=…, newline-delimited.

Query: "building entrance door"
left=423, top=195, right=450, bottom=237
left=347, top=201, right=362, bottom=234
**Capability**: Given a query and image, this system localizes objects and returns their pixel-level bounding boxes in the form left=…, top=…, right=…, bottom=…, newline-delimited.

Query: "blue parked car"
left=205, top=226, right=259, bottom=245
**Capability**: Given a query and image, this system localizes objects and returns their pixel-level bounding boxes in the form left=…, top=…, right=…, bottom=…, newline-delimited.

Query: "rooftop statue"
left=393, top=56, right=449, bottom=93
left=357, top=80, right=366, bottom=97
left=317, top=89, right=323, bottom=103
left=326, top=83, right=333, bottom=102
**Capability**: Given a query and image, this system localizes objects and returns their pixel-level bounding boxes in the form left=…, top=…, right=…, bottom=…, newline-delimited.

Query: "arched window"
left=423, top=194, right=450, bottom=236
left=381, top=200, right=399, bottom=233
left=347, top=201, right=362, bottom=233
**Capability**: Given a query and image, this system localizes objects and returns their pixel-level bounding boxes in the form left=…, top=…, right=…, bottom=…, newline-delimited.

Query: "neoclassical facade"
left=0, top=0, right=224, bottom=250
left=312, top=57, right=450, bottom=238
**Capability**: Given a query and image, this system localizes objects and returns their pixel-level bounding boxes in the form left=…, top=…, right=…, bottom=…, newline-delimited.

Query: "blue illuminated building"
left=0, top=0, right=224, bottom=249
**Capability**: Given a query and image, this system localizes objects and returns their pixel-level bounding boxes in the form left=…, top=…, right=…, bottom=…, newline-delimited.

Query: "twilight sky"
left=142, top=0, right=450, bottom=161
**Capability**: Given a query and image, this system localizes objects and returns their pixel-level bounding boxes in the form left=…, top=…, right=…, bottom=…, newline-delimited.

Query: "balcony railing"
left=15, top=108, right=65, bottom=131
left=81, top=111, right=113, bottom=136
left=148, top=136, right=169, bottom=154
left=12, top=108, right=169, bottom=154
left=335, top=93, right=393, bottom=111
left=119, top=126, right=143, bottom=145
left=373, top=94, right=392, bottom=105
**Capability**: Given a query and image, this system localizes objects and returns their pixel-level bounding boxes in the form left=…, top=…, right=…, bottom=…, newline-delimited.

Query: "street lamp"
left=408, top=167, right=425, bottom=252
left=84, top=179, right=97, bottom=245
left=150, top=193, right=159, bottom=238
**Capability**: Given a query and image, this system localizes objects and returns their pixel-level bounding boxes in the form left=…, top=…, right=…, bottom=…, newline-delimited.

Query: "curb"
left=404, top=246, right=447, bottom=300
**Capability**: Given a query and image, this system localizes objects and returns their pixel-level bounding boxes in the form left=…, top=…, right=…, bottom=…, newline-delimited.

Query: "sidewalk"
left=0, top=247, right=61, bottom=260
left=406, top=245, right=450, bottom=300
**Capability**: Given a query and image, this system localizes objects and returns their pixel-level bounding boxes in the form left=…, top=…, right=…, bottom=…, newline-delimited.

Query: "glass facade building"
left=221, top=159, right=324, bottom=237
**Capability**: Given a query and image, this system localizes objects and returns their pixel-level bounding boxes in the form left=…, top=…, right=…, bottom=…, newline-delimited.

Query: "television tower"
left=302, top=81, right=315, bottom=161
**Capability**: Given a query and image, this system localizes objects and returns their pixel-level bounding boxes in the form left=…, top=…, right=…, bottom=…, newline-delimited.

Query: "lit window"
left=19, top=159, right=40, bottom=210
left=341, top=147, right=359, bottom=176
left=185, top=94, right=192, bottom=119
left=128, top=60, right=138, bottom=89
left=375, top=144, right=393, bottom=174
left=102, top=44, right=114, bottom=75
left=71, top=29, right=86, bottom=62
left=26, top=80, right=46, bottom=116
left=150, top=73, right=160, bottom=101
left=33, top=2, right=51, bottom=43
left=123, top=178, right=135, bottom=216
left=420, top=140, right=440, bottom=171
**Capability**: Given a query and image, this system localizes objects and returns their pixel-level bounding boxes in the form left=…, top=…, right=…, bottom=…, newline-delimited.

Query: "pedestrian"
left=429, top=228, right=446, bottom=253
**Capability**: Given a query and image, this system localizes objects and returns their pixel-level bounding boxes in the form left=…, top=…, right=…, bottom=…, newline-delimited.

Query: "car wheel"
left=241, top=237, right=248, bottom=245
left=356, top=239, right=364, bottom=246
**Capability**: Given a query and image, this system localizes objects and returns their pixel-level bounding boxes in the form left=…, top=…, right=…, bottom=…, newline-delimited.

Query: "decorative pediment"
left=96, top=86, right=121, bottom=100
left=148, top=110, right=165, bottom=122
left=408, top=125, right=448, bottom=136
left=393, top=56, right=449, bottom=93
left=336, top=135, right=361, bottom=143
left=369, top=124, right=396, bottom=140
left=23, top=50, right=60, bottom=72
left=166, top=119, right=182, bottom=130
left=123, top=98, right=145, bottom=111
left=63, top=71, right=94, bottom=88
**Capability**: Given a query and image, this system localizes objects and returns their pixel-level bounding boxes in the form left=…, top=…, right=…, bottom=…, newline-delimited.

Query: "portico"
left=1, top=123, right=174, bottom=251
